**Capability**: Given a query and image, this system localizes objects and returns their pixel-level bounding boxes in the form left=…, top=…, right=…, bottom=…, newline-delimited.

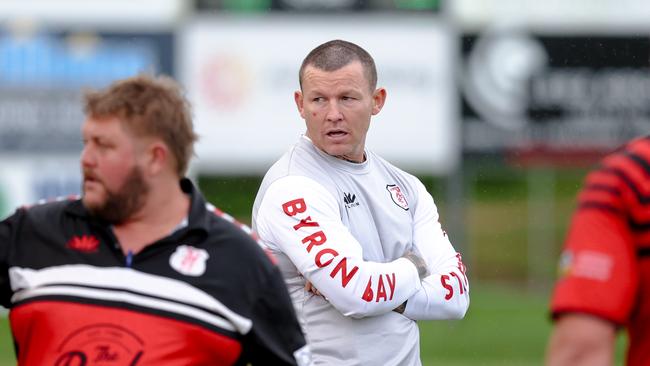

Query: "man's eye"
left=95, top=140, right=112, bottom=149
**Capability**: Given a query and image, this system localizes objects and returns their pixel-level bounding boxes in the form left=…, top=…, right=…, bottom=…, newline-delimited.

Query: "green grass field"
left=0, top=315, right=13, bottom=365
left=419, top=283, right=552, bottom=365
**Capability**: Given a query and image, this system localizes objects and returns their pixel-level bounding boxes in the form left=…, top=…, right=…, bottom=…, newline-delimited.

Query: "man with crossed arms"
left=253, top=40, right=469, bottom=365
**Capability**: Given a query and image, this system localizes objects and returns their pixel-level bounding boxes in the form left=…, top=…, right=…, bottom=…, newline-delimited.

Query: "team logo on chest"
left=386, top=184, right=409, bottom=210
left=343, top=192, right=360, bottom=208
left=170, top=245, right=209, bottom=276
left=67, top=235, right=100, bottom=253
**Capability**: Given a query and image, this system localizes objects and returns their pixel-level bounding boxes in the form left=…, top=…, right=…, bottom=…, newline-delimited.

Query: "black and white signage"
left=461, top=27, right=650, bottom=157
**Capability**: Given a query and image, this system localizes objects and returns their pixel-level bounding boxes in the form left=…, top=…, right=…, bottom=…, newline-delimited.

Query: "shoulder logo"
left=557, top=249, right=573, bottom=278
left=67, top=235, right=100, bottom=253
left=170, top=245, right=209, bottom=276
left=343, top=192, right=360, bottom=208
left=386, top=184, right=409, bottom=210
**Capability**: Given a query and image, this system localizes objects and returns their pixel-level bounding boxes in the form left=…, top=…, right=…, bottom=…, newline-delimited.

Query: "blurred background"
left=1, top=0, right=649, bottom=364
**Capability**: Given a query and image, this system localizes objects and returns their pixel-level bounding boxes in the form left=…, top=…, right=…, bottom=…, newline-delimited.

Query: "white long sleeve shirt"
left=252, top=136, right=469, bottom=365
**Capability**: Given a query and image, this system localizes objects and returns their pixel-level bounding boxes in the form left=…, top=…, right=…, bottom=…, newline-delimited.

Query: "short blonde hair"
left=299, top=39, right=377, bottom=91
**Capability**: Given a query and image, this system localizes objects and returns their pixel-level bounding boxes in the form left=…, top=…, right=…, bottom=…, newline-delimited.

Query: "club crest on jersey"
left=386, top=184, right=409, bottom=210
left=170, top=245, right=209, bottom=276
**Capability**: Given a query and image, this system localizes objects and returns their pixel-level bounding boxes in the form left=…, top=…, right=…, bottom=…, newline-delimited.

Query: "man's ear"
left=372, top=87, right=387, bottom=115
left=295, top=90, right=306, bottom=119
left=144, top=141, right=169, bottom=175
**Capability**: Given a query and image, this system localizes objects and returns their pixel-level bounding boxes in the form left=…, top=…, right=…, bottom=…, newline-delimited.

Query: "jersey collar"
left=64, top=178, right=211, bottom=237
left=300, top=135, right=371, bottom=174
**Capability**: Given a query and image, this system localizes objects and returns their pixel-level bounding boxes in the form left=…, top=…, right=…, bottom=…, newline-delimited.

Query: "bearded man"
left=0, top=75, right=311, bottom=366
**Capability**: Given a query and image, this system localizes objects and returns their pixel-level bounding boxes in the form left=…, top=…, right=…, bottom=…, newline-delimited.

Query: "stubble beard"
left=83, top=166, right=150, bottom=224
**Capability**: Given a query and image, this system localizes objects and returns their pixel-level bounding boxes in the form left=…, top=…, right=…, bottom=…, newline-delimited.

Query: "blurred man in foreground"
left=0, top=75, right=310, bottom=365
left=547, top=136, right=650, bottom=366
left=252, top=39, right=469, bottom=365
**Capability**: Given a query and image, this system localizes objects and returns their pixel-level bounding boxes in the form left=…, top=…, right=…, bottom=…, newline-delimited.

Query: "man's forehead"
left=303, top=60, right=364, bottom=75
left=82, top=116, right=126, bottom=135
left=302, top=63, right=369, bottom=89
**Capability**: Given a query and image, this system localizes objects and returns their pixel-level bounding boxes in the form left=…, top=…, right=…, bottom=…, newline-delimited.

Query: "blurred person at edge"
left=546, top=136, right=650, bottom=366
left=0, top=75, right=311, bottom=366
left=252, top=39, right=469, bottom=365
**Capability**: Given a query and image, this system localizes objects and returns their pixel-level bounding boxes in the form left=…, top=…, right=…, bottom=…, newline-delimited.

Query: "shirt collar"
left=299, top=135, right=371, bottom=174
left=65, top=178, right=211, bottom=236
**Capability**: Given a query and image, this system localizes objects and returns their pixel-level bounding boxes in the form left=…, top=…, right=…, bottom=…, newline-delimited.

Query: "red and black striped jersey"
left=551, top=136, right=650, bottom=365
left=0, top=178, right=310, bottom=366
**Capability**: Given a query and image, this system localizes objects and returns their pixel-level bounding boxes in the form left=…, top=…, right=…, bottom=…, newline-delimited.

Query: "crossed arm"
left=255, top=175, right=468, bottom=319
left=399, top=179, right=469, bottom=320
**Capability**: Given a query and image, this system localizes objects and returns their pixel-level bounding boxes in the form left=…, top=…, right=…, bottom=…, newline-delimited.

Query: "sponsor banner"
left=180, top=16, right=457, bottom=174
left=0, top=28, right=173, bottom=154
left=460, top=26, right=650, bottom=162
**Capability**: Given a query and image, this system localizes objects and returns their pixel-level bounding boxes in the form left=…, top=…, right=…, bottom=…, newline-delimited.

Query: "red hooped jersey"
left=550, top=136, right=650, bottom=365
left=0, top=179, right=310, bottom=366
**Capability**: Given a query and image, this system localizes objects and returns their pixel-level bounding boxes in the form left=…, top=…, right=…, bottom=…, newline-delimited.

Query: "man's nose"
left=325, top=101, right=343, bottom=122
left=80, top=145, right=95, bottom=168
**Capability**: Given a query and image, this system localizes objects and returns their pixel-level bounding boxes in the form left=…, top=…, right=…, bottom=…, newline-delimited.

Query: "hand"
left=393, top=301, right=407, bottom=314
left=402, top=250, right=428, bottom=280
left=304, top=280, right=323, bottom=297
